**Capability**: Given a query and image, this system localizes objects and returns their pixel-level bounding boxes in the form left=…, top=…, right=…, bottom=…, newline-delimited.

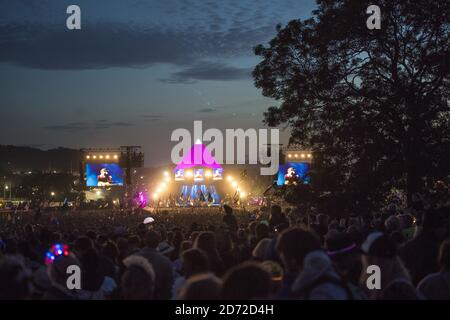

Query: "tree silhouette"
left=253, top=0, right=450, bottom=212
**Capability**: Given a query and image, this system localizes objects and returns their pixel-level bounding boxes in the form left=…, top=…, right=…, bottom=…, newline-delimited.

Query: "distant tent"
left=174, top=140, right=222, bottom=171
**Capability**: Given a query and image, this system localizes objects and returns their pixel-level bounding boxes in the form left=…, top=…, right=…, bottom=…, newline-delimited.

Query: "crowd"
left=0, top=196, right=449, bottom=300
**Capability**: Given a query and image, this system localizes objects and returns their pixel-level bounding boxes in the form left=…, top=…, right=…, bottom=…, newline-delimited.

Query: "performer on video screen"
left=285, top=167, right=299, bottom=185
left=97, top=168, right=112, bottom=186
left=213, top=168, right=222, bottom=180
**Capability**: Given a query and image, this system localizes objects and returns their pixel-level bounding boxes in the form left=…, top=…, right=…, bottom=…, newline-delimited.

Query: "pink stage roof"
left=174, top=142, right=222, bottom=170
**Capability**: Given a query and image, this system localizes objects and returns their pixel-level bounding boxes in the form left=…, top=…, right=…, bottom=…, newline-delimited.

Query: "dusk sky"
left=0, top=0, right=317, bottom=166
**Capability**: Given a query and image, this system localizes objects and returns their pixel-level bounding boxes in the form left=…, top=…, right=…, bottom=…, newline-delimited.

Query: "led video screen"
left=212, top=168, right=223, bottom=180
left=277, top=162, right=310, bottom=186
left=194, top=168, right=204, bottom=182
left=86, top=163, right=124, bottom=187
left=175, top=168, right=185, bottom=181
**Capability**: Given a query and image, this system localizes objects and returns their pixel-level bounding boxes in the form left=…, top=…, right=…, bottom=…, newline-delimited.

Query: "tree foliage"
left=254, top=0, right=450, bottom=212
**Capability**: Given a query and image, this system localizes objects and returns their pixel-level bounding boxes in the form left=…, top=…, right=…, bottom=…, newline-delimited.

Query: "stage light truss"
left=285, top=151, right=313, bottom=163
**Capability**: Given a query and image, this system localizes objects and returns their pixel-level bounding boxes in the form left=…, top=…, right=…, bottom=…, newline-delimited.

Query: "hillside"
left=0, top=145, right=82, bottom=173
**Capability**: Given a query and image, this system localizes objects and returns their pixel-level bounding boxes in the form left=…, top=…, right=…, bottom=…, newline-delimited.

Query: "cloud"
left=44, top=120, right=134, bottom=132
left=0, top=23, right=197, bottom=69
left=141, top=115, right=164, bottom=122
left=0, top=20, right=273, bottom=70
left=159, top=77, right=196, bottom=85
left=1, top=23, right=261, bottom=70
left=112, top=121, right=134, bottom=127
left=198, top=108, right=216, bottom=113
left=161, top=62, right=252, bottom=84
left=0, top=0, right=319, bottom=70
left=44, top=124, right=89, bottom=132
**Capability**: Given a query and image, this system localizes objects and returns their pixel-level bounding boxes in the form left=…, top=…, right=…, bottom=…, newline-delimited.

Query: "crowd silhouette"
left=0, top=195, right=449, bottom=300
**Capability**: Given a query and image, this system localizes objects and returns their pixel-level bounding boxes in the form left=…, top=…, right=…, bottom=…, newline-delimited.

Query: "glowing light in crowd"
left=231, top=181, right=238, bottom=188
left=163, top=171, right=169, bottom=177
left=106, top=155, right=110, bottom=159
left=96, top=190, right=102, bottom=196
left=227, top=176, right=233, bottom=182
left=136, top=191, right=147, bottom=208
left=301, top=153, right=305, bottom=158
left=93, top=155, right=97, bottom=159
left=153, top=193, right=159, bottom=199
left=50, top=191, right=55, bottom=196
left=143, top=217, right=155, bottom=224
left=113, top=155, right=119, bottom=159
left=99, top=155, right=104, bottom=159
left=86, top=155, right=90, bottom=159
left=45, top=244, right=69, bottom=265
left=307, top=153, right=312, bottom=158
left=205, top=170, right=212, bottom=177
left=186, top=170, right=193, bottom=177
left=240, top=192, right=246, bottom=198
left=165, top=177, right=170, bottom=182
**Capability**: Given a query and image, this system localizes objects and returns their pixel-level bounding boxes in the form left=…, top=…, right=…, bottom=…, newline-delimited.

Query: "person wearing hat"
left=361, top=232, right=420, bottom=300
left=157, top=239, right=175, bottom=257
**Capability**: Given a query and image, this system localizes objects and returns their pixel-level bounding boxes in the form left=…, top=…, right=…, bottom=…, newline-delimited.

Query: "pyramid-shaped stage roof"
left=174, top=140, right=222, bottom=171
